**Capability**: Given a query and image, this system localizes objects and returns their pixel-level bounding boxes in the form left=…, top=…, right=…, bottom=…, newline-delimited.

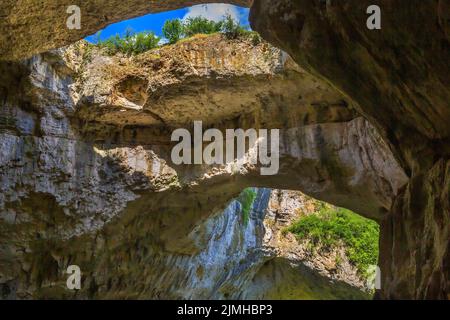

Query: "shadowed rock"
left=250, top=0, right=450, bottom=299
left=0, top=0, right=252, bottom=60
left=0, top=35, right=406, bottom=298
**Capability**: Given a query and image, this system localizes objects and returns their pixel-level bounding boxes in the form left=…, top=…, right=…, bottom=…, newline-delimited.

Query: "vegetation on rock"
left=95, top=15, right=252, bottom=56
left=163, top=14, right=249, bottom=42
left=221, top=15, right=248, bottom=39
left=286, top=202, right=379, bottom=277
left=162, top=19, right=184, bottom=44
left=95, top=29, right=160, bottom=55
left=238, top=188, right=257, bottom=226
left=182, top=17, right=223, bottom=38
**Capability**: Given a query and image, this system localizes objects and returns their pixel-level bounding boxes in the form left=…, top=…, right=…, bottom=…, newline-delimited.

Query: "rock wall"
left=242, top=190, right=371, bottom=300
left=250, top=0, right=450, bottom=299
left=263, top=190, right=368, bottom=291
left=0, top=27, right=411, bottom=299
left=1, top=0, right=448, bottom=300
left=0, top=0, right=252, bottom=60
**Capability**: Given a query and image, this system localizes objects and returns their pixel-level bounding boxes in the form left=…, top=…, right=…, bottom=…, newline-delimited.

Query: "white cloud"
left=159, top=37, right=169, bottom=45
left=183, top=4, right=242, bottom=23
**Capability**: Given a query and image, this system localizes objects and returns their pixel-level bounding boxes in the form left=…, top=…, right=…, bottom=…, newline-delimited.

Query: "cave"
left=0, top=0, right=448, bottom=301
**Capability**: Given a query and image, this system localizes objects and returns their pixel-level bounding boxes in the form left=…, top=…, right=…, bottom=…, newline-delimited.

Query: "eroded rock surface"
left=242, top=190, right=372, bottom=300
left=69, top=35, right=353, bottom=128
left=263, top=190, right=367, bottom=290
left=1, top=0, right=448, bottom=300
left=250, top=0, right=450, bottom=299
left=0, top=35, right=406, bottom=298
left=0, top=0, right=252, bottom=61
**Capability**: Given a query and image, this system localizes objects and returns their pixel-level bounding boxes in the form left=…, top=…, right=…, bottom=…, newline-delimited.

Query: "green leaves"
left=94, top=15, right=252, bottom=56
left=162, top=17, right=223, bottom=44
left=162, top=14, right=249, bottom=45
left=238, top=188, right=257, bottom=226
left=162, top=19, right=184, bottom=44
left=287, top=204, right=379, bottom=277
left=183, top=17, right=223, bottom=37
left=221, top=14, right=247, bottom=39
left=96, top=29, right=160, bottom=56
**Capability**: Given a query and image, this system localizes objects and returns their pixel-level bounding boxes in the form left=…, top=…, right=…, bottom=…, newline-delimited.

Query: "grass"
left=285, top=202, right=379, bottom=277
left=238, top=188, right=257, bottom=226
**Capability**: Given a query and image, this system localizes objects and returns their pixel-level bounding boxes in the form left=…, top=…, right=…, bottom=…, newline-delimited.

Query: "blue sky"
left=86, top=4, right=250, bottom=43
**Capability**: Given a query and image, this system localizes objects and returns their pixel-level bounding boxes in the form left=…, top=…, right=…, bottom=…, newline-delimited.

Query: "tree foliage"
left=94, top=15, right=253, bottom=55
left=162, top=19, right=184, bottom=44
left=221, top=14, right=247, bottom=39
left=183, top=17, right=223, bottom=37
left=96, top=29, right=160, bottom=55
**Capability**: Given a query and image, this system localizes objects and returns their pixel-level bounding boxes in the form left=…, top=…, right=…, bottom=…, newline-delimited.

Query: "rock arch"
left=0, top=0, right=448, bottom=299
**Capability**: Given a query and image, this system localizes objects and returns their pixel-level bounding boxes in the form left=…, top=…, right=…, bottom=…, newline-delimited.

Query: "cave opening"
left=234, top=187, right=380, bottom=299
left=0, top=3, right=385, bottom=300
left=4, top=0, right=446, bottom=301
left=84, top=4, right=251, bottom=46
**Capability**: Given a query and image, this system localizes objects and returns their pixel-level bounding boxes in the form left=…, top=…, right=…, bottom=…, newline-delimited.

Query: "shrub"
left=97, top=29, right=160, bottom=55
left=93, top=16, right=258, bottom=54
left=249, top=32, right=262, bottom=46
left=162, top=19, right=184, bottom=44
left=286, top=204, right=379, bottom=277
left=221, top=14, right=248, bottom=39
left=132, top=31, right=161, bottom=54
left=183, top=17, right=223, bottom=37
left=238, top=188, right=257, bottom=226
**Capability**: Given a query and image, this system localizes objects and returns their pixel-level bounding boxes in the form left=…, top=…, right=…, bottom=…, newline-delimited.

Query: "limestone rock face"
left=263, top=190, right=367, bottom=291
left=0, top=35, right=406, bottom=298
left=242, top=190, right=372, bottom=300
left=250, top=0, right=450, bottom=299
left=67, top=35, right=406, bottom=221
left=1, top=0, right=448, bottom=300
left=0, top=0, right=252, bottom=61
left=69, top=36, right=354, bottom=129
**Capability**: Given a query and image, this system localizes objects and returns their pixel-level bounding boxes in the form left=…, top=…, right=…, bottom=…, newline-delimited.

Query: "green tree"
left=132, top=31, right=160, bottom=54
left=221, top=14, right=247, bottom=39
left=162, top=19, right=184, bottom=44
left=183, top=17, right=223, bottom=37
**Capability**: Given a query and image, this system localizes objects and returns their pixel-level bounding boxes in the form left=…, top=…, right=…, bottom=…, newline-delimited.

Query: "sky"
left=86, top=4, right=250, bottom=43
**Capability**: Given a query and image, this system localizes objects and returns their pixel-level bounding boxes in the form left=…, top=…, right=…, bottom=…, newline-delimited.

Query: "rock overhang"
left=0, top=0, right=253, bottom=61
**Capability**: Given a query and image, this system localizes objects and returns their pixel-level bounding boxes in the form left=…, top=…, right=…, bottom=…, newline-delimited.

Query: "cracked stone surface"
left=0, top=35, right=406, bottom=298
left=3, top=0, right=447, bottom=299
